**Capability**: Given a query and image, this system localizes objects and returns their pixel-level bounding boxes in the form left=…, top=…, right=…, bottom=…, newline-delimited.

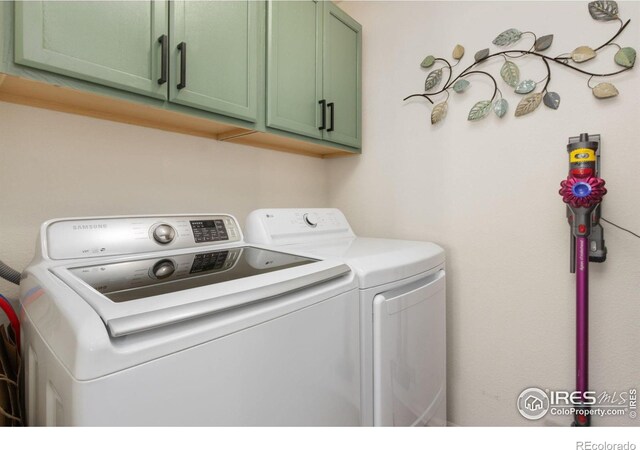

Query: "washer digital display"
left=190, top=220, right=228, bottom=243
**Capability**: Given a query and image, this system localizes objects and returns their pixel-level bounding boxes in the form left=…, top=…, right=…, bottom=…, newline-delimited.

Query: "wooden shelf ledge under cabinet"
left=0, top=73, right=359, bottom=159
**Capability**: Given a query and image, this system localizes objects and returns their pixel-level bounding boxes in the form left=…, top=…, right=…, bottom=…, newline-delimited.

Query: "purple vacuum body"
left=559, top=133, right=607, bottom=427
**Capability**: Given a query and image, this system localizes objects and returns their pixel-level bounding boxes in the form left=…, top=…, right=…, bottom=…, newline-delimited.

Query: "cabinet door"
left=322, top=2, right=361, bottom=148
left=15, top=1, right=168, bottom=100
left=266, top=0, right=323, bottom=139
left=170, top=1, right=259, bottom=123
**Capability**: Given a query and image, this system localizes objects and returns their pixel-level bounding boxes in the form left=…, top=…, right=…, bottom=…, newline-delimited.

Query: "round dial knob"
left=152, top=259, right=176, bottom=279
left=152, top=223, right=176, bottom=244
left=303, top=213, right=319, bottom=227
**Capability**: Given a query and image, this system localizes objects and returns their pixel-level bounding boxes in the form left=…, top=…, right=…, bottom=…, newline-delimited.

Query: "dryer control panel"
left=245, top=208, right=355, bottom=246
left=44, top=214, right=242, bottom=260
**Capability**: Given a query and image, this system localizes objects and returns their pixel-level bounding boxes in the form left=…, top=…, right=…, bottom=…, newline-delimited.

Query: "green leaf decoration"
left=543, top=91, right=561, bottom=109
left=467, top=100, right=493, bottom=121
left=492, top=28, right=523, bottom=47
left=515, top=79, right=536, bottom=94
left=474, top=48, right=490, bottom=62
left=614, top=47, right=636, bottom=68
left=424, top=69, right=443, bottom=91
left=500, top=61, right=520, bottom=87
left=452, top=44, right=465, bottom=60
left=515, top=93, right=542, bottom=117
left=452, top=79, right=471, bottom=93
left=421, top=55, right=436, bottom=68
left=493, top=98, right=509, bottom=118
left=403, top=0, right=630, bottom=126
left=588, top=1, right=619, bottom=21
left=592, top=82, right=619, bottom=99
left=431, top=101, right=448, bottom=125
left=571, top=46, right=597, bottom=63
left=535, top=34, right=554, bottom=51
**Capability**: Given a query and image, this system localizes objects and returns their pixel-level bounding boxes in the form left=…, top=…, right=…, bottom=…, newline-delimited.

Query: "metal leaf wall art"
left=404, top=1, right=635, bottom=126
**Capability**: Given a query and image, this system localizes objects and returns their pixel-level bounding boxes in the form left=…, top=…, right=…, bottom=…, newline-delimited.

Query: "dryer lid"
left=287, top=237, right=445, bottom=289
left=245, top=209, right=445, bottom=289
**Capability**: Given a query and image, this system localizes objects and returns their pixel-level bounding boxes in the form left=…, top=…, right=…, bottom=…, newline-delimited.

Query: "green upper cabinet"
left=169, top=0, right=260, bottom=123
left=266, top=0, right=322, bottom=140
left=9, top=1, right=360, bottom=155
left=14, top=1, right=168, bottom=100
left=322, top=2, right=361, bottom=148
left=266, top=0, right=361, bottom=148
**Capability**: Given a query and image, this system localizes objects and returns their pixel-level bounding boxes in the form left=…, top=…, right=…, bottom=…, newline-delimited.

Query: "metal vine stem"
left=403, top=17, right=633, bottom=108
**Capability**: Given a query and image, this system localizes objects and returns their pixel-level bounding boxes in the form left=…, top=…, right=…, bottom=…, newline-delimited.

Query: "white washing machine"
left=20, top=214, right=361, bottom=426
left=245, top=208, right=446, bottom=426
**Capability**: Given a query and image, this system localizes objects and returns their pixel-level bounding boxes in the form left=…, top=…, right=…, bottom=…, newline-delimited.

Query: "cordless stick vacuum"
left=559, top=133, right=607, bottom=427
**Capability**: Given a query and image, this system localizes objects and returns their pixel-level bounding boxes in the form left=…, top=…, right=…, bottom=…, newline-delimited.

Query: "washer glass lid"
left=68, top=246, right=319, bottom=303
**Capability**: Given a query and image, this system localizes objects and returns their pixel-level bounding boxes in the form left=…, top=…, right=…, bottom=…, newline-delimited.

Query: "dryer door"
left=372, top=269, right=446, bottom=426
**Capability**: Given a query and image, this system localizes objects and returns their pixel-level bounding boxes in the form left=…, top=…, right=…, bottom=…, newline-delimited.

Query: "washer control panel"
left=45, top=214, right=242, bottom=260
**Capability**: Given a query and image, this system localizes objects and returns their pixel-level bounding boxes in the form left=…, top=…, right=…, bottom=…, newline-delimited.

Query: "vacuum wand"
left=559, top=132, right=607, bottom=427
left=576, top=236, right=589, bottom=401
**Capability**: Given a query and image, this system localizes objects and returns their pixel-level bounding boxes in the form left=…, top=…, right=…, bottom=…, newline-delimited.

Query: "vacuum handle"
left=570, top=231, right=576, bottom=273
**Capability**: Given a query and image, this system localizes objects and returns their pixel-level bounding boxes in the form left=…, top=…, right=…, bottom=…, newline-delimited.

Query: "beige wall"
left=1, top=1, right=639, bottom=427
left=330, top=1, right=640, bottom=426
left=0, top=101, right=329, bottom=299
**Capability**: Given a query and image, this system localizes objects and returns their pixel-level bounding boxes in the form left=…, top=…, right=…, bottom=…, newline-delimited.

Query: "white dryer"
left=20, top=214, right=361, bottom=426
left=245, top=208, right=446, bottom=426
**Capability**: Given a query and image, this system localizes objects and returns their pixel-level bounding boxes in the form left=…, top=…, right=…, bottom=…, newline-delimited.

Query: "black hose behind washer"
left=0, top=260, right=21, bottom=285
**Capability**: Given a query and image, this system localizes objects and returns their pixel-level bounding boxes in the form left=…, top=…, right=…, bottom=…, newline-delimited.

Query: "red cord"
left=0, top=294, right=20, bottom=350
